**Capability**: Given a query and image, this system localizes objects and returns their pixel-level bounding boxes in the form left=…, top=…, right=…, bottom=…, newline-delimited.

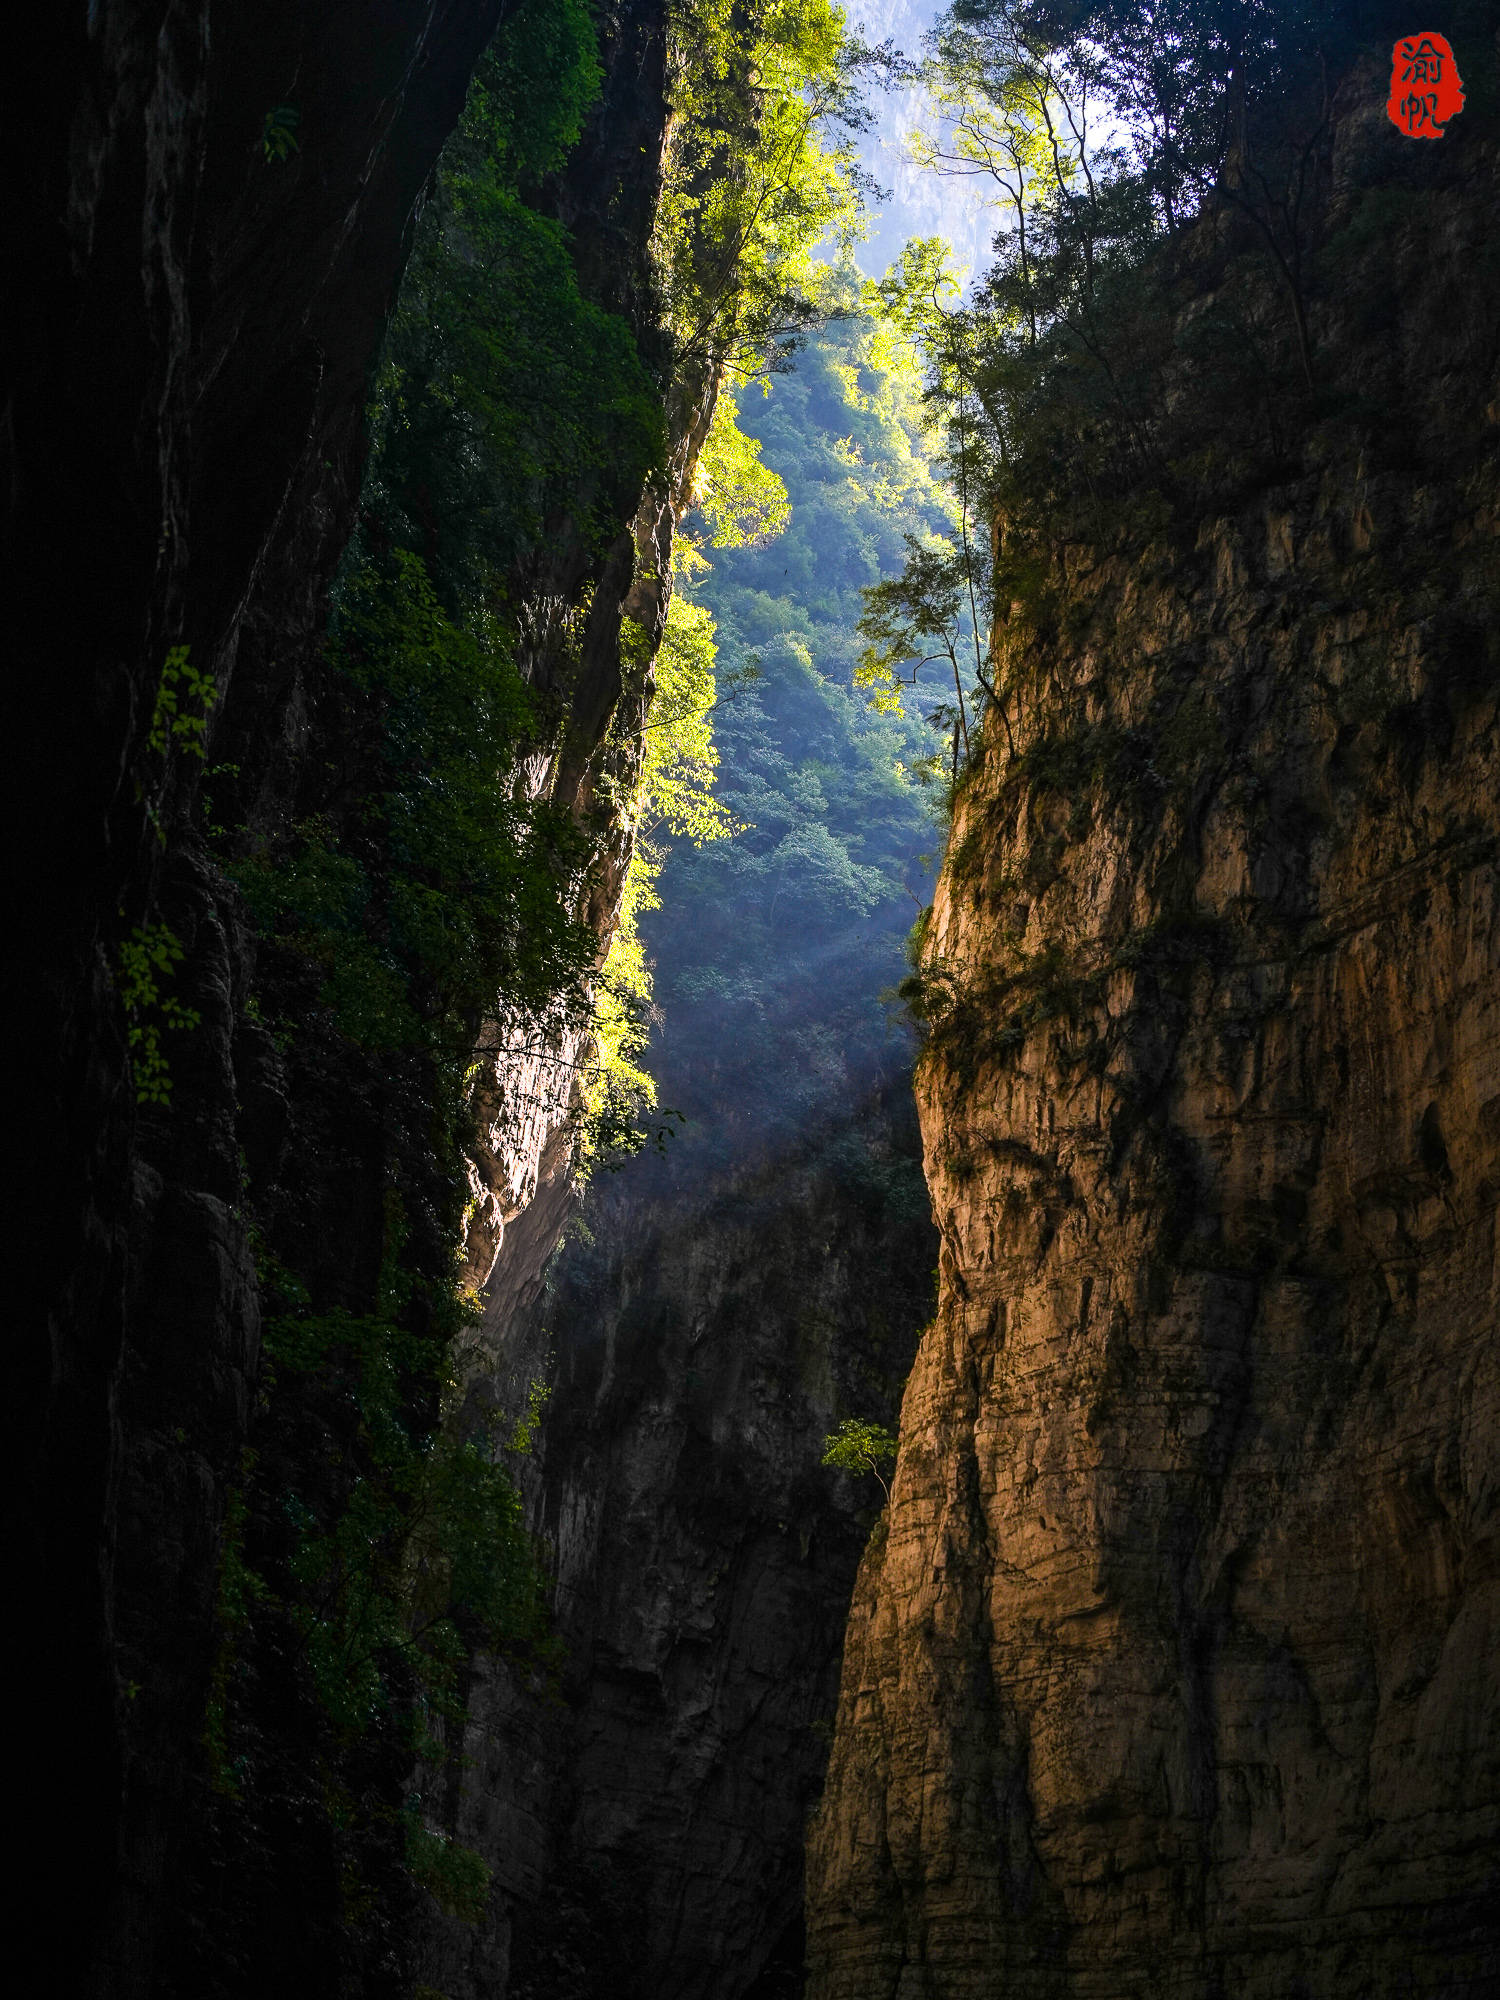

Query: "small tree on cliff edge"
left=822, top=1418, right=898, bottom=1504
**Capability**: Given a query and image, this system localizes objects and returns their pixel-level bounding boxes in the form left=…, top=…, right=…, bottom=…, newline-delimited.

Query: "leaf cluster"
left=821, top=1415, right=898, bottom=1500
left=116, top=920, right=203, bottom=1105
left=149, top=644, right=218, bottom=761
left=654, top=0, right=886, bottom=379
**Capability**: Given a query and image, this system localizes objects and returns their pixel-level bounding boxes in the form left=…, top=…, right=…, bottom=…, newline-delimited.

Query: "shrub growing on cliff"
left=116, top=921, right=202, bottom=1105
left=368, top=12, right=663, bottom=613
left=230, top=550, right=598, bottom=1058
left=822, top=1416, right=898, bottom=1501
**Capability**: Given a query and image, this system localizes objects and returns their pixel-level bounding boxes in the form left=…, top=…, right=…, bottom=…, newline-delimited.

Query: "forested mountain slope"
left=650, top=314, right=948, bottom=1165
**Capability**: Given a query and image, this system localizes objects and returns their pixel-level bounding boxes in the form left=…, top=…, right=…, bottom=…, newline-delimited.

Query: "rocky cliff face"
left=8, top=9, right=515, bottom=1991
left=807, top=79, right=1500, bottom=2000
left=421, top=306, right=953, bottom=1999
left=6, top=6, right=693, bottom=1993
left=423, top=1074, right=934, bottom=2000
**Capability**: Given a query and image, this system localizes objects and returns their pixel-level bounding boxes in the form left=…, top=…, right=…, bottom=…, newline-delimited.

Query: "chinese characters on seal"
left=1387, top=32, right=1465, bottom=137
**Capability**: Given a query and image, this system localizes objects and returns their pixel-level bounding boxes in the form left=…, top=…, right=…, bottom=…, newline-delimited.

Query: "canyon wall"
left=422, top=1079, right=933, bottom=2000
left=7, top=10, right=512, bottom=1991
left=807, top=69, right=1500, bottom=2000
left=4, top=6, right=690, bottom=1993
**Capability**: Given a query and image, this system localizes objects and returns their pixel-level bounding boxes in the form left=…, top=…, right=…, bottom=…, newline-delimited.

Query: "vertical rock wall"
left=807, top=94, right=1500, bottom=2000
left=7, top=10, right=514, bottom=1992
left=4, top=5, right=694, bottom=1992
left=424, top=1078, right=935, bottom=2000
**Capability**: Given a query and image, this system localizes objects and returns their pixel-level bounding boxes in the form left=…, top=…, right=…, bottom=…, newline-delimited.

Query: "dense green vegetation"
left=635, top=301, right=956, bottom=1176
left=656, top=0, right=875, bottom=374
left=859, top=0, right=1500, bottom=787
left=228, top=0, right=646, bottom=1066
left=211, top=14, right=629, bottom=1927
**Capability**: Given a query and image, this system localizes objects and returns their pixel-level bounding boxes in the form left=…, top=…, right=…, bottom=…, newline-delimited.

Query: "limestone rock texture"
left=806, top=91, right=1500, bottom=2000
left=459, top=354, right=720, bottom=1299
left=421, top=1082, right=935, bottom=2000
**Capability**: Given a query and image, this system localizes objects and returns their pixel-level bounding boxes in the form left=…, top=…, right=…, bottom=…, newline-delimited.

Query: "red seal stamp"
left=1387, top=32, right=1465, bottom=136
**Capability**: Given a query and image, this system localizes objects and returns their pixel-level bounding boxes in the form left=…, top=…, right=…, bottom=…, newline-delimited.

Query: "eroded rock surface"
left=422, top=1082, right=935, bottom=2000
left=807, top=91, right=1500, bottom=2000
left=7, top=5, right=696, bottom=1992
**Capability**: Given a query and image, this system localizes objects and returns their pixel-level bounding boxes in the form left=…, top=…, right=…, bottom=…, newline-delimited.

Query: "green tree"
left=821, top=1417, right=898, bottom=1502
left=655, top=0, right=882, bottom=380
left=634, top=306, right=955, bottom=1181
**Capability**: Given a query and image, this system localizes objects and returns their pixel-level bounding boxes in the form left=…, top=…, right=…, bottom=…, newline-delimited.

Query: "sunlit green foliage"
left=584, top=370, right=812, bottom=1163
left=640, top=592, right=739, bottom=849
left=584, top=565, right=741, bottom=1167
left=655, top=0, right=878, bottom=376
left=634, top=306, right=954, bottom=1176
left=692, top=388, right=793, bottom=549
left=821, top=1416, right=898, bottom=1500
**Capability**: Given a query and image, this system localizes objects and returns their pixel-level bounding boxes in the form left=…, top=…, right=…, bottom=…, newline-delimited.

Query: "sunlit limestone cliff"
left=807, top=54, right=1500, bottom=2000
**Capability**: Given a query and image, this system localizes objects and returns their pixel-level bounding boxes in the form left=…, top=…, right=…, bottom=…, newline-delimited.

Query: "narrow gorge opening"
left=11, top=3, right=1500, bottom=1998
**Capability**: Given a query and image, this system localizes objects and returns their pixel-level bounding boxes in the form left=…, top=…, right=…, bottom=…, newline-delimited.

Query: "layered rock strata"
left=807, top=89, right=1500, bottom=2000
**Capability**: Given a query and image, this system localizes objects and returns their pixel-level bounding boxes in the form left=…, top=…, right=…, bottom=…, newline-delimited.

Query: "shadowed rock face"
left=7, top=9, right=514, bottom=1991
left=6, top=5, right=691, bottom=1993
left=421, top=1080, right=936, bottom=2000
left=806, top=88, right=1500, bottom=2000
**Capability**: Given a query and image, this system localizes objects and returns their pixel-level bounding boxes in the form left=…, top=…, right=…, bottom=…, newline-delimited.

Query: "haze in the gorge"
left=852, top=0, right=999, bottom=279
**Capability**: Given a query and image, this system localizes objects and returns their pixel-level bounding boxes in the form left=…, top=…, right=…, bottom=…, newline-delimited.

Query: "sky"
left=847, top=0, right=1002, bottom=283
